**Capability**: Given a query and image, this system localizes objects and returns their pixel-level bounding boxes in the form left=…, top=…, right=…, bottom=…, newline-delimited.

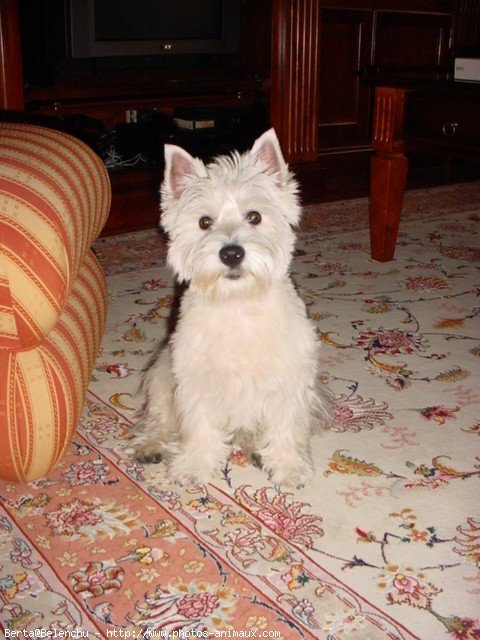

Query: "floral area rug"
left=1, top=183, right=479, bottom=639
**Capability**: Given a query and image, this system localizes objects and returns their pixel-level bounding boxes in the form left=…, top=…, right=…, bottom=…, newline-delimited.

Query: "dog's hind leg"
left=128, top=346, right=176, bottom=464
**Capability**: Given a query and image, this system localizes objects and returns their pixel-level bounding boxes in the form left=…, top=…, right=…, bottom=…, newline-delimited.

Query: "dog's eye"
left=246, top=210, right=262, bottom=225
left=199, top=216, right=213, bottom=230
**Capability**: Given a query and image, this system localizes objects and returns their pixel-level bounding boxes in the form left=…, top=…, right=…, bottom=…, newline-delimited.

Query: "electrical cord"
left=102, top=146, right=148, bottom=169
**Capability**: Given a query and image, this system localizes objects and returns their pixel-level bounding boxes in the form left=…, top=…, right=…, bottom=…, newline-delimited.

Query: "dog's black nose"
left=219, top=244, right=245, bottom=268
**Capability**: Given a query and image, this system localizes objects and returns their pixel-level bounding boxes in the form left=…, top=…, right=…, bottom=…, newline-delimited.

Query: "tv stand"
left=22, top=71, right=268, bottom=234
left=4, top=0, right=474, bottom=236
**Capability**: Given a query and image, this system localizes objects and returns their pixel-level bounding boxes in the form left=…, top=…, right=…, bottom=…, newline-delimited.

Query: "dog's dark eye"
left=199, top=216, right=213, bottom=230
left=246, top=210, right=262, bottom=225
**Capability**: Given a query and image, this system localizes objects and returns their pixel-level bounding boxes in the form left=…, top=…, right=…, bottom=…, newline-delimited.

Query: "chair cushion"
left=0, top=123, right=110, bottom=481
left=0, top=250, right=107, bottom=481
left=0, top=123, right=110, bottom=350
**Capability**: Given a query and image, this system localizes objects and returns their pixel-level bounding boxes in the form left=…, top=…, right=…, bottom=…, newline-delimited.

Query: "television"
left=68, top=0, right=241, bottom=59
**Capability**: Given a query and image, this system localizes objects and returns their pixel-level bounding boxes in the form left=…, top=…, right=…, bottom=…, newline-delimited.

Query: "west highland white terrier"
left=129, top=128, right=330, bottom=487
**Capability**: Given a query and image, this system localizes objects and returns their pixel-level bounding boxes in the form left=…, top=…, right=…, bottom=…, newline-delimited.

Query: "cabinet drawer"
left=405, top=96, right=480, bottom=152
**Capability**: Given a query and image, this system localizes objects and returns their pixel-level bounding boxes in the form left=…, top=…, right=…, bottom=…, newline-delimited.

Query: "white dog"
left=129, top=129, right=330, bottom=487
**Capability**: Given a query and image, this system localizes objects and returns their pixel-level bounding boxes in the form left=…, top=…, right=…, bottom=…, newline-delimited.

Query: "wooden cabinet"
left=268, top=0, right=480, bottom=204
left=270, top=0, right=321, bottom=162
left=0, top=0, right=24, bottom=110
left=2, top=1, right=479, bottom=233
left=269, top=0, right=455, bottom=204
left=23, top=78, right=269, bottom=235
left=318, top=7, right=374, bottom=151
left=374, top=10, right=451, bottom=67
left=317, top=1, right=452, bottom=157
left=406, top=93, right=480, bottom=152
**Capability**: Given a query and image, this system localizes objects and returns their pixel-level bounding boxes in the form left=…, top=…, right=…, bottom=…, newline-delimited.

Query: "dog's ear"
left=250, top=129, right=288, bottom=184
left=163, top=145, right=206, bottom=199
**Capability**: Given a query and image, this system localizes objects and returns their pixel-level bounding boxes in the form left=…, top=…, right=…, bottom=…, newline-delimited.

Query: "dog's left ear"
left=250, top=129, right=289, bottom=185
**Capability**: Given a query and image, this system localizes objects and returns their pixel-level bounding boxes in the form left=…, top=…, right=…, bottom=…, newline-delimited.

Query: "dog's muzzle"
left=219, top=244, right=245, bottom=270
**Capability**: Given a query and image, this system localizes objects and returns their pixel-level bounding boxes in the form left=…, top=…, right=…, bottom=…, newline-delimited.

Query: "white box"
left=454, top=58, right=480, bottom=82
left=174, top=118, right=215, bottom=130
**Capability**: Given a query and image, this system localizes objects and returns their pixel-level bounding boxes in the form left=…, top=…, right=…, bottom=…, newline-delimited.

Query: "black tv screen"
left=95, top=1, right=221, bottom=41
left=69, top=0, right=240, bottom=58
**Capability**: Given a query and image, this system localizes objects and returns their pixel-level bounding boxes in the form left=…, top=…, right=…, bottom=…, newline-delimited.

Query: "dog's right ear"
left=163, top=145, right=206, bottom=199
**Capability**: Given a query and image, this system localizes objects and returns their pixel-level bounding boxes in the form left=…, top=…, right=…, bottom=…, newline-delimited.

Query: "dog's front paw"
left=124, top=439, right=165, bottom=465
left=169, top=455, right=215, bottom=486
left=268, top=458, right=314, bottom=489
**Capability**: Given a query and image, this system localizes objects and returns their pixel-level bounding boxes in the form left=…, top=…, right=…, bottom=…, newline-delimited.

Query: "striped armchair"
left=0, top=123, right=110, bottom=481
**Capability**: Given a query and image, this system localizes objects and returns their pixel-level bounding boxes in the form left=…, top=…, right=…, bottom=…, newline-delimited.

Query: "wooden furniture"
left=23, top=73, right=269, bottom=235
left=2, top=1, right=479, bottom=234
left=0, top=0, right=24, bottom=110
left=270, top=0, right=452, bottom=165
left=369, top=76, right=480, bottom=261
left=2, top=0, right=273, bottom=234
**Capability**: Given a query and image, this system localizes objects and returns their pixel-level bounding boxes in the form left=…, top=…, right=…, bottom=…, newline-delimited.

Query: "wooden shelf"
left=2, top=0, right=478, bottom=235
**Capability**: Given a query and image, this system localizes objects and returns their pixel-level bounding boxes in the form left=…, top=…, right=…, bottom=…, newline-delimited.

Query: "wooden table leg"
left=369, top=87, right=409, bottom=262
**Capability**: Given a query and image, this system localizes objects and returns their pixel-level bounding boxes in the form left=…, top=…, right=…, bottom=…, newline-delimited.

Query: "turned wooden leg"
left=369, top=87, right=409, bottom=262
left=370, top=152, right=409, bottom=261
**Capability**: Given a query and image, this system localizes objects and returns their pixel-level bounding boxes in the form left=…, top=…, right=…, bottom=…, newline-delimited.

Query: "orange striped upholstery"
left=0, top=123, right=110, bottom=481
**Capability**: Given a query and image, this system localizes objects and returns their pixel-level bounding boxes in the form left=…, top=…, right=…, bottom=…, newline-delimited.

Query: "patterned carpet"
left=1, top=182, right=479, bottom=639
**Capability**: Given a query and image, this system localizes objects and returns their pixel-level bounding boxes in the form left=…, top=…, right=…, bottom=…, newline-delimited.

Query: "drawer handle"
left=442, top=122, right=458, bottom=137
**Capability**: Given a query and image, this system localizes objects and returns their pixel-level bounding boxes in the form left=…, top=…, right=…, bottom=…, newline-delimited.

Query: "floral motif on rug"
left=1, top=202, right=479, bottom=639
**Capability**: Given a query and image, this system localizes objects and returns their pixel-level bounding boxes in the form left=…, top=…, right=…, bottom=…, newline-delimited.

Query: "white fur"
left=128, top=129, right=330, bottom=487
